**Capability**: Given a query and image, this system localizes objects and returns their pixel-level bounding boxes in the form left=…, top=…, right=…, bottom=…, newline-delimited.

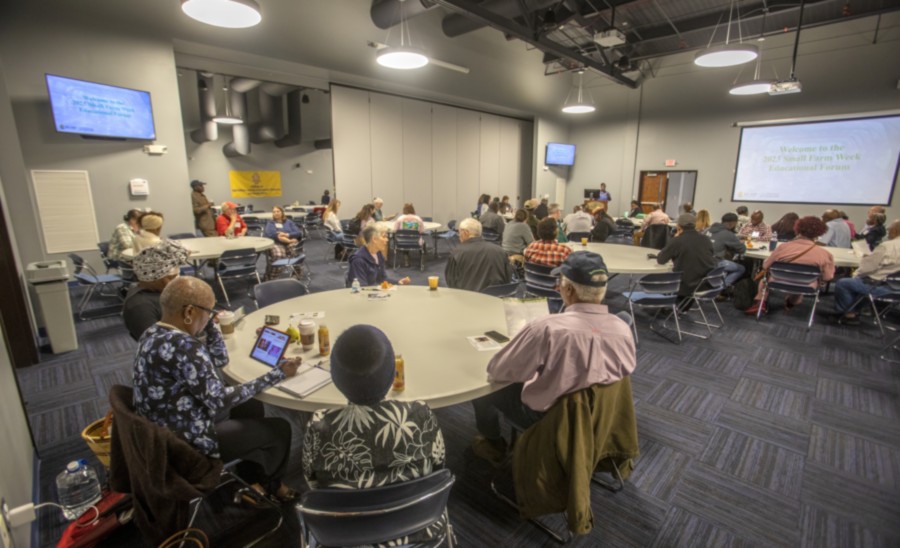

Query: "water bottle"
left=351, top=278, right=361, bottom=293
left=769, top=231, right=778, bottom=251
left=56, top=460, right=102, bottom=520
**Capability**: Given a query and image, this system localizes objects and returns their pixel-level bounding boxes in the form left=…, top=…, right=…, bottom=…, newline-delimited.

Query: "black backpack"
left=732, top=278, right=758, bottom=310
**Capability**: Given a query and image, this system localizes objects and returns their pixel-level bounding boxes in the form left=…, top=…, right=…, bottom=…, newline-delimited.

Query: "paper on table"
left=291, top=311, right=326, bottom=320
left=502, top=298, right=551, bottom=337
left=278, top=362, right=332, bottom=398
left=467, top=335, right=501, bottom=351
left=852, top=240, right=871, bottom=257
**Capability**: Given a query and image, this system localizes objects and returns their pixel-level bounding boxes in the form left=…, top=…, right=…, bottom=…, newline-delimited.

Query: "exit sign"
left=665, top=159, right=677, bottom=167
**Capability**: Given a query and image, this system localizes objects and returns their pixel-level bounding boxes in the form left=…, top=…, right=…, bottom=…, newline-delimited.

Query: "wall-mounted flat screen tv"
left=46, top=74, right=156, bottom=140
left=546, top=142, right=576, bottom=166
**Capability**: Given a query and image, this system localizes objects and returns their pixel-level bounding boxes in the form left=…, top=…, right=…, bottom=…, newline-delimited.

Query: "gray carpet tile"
left=816, top=360, right=900, bottom=394
left=800, top=460, right=900, bottom=537
left=629, top=438, right=693, bottom=503
left=715, top=400, right=811, bottom=454
left=750, top=345, right=819, bottom=376
left=742, top=361, right=818, bottom=394
left=651, top=507, right=757, bottom=548
left=647, top=379, right=727, bottom=422
left=672, top=461, right=802, bottom=546
left=814, top=377, right=899, bottom=418
left=799, top=503, right=900, bottom=548
left=680, top=346, right=749, bottom=377
left=807, top=425, right=900, bottom=487
left=30, top=399, right=101, bottom=449
left=663, top=360, right=742, bottom=397
left=730, top=378, right=812, bottom=420
left=636, top=403, right=715, bottom=458
left=23, top=385, right=99, bottom=415
left=700, top=427, right=806, bottom=499
left=810, top=399, right=900, bottom=447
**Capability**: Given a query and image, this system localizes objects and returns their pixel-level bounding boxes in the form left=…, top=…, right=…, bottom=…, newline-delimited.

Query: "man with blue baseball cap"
left=471, top=252, right=637, bottom=465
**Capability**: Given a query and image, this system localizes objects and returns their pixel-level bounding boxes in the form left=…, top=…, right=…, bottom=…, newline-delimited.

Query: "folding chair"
left=844, top=271, right=900, bottom=336
left=254, top=279, right=309, bottom=309
left=612, top=219, right=636, bottom=243
left=323, top=228, right=343, bottom=262
left=214, top=248, right=262, bottom=307
left=622, top=271, right=683, bottom=344
left=304, top=211, right=323, bottom=238
left=97, top=241, right=119, bottom=273
left=297, top=470, right=456, bottom=548
left=640, top=224, right=669, bottom=250
left=523, top=261, right=561, bottom=313
left=433, top=220, right=458, bottom=257
left=665, top=266, right=727, bottom=339
left=482, top=227, right=501, bottom=243
left=565, top=231, right=591, bottom=243
left=68, top=253, right=125, bottom=320
left=392, top=229, right=426, bottom=271
left=339, top=233, right=360, bottom=267
left=756, top=261, right=822, bottom=330
left=242, top=216, right=263, bottom=237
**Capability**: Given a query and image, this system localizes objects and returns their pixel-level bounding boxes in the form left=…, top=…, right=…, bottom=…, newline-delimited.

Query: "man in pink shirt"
left=471, top=252, right=636, bottom=465
left=640, top=203, right=670, bottom=230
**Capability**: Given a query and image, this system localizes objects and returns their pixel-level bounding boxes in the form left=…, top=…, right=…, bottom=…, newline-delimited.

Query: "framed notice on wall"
left=31, top=170, right=100, bottom=253
left=229, top=170, right=282, bottom=198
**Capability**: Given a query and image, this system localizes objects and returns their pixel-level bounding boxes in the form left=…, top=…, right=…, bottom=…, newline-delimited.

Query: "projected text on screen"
left=732, top=115, right=900, bottom=205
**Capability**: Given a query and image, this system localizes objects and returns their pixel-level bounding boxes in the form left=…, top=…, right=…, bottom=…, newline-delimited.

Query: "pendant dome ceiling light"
left=212, top=78, right=243, bottom=125
left=181, top=0, right=262, bottom=29
left=729, top=49, right=773, bottom=95
left=376, top=0, right=429, bottom=70
left=561, top=70, right=596, bottom=114
left=694, top=0, right=758, bottom=68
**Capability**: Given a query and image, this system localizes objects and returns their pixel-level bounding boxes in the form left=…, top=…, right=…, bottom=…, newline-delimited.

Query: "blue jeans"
left=834, top=277, right=893, bottom=314
left=718, top=259, right=745, bottom=286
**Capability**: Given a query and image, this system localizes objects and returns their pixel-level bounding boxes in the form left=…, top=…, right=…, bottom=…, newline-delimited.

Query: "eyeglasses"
left=185, top=303, right=218, bottom=319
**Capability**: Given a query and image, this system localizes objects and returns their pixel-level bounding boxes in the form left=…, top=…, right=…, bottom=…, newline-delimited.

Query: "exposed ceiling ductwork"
left=372, top=0, right=900, bottom=88
left=189, top=72, right=218, bottom=143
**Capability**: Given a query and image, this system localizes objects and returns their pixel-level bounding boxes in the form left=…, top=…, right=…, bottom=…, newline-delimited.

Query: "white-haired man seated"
left=445, top=218, right=513, bottom=292
left=471, top=252, right=637, bottom=464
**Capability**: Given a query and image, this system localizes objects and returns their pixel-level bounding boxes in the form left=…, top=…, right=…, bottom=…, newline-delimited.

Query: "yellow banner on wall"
left=229, top=170, right=282, bottom=198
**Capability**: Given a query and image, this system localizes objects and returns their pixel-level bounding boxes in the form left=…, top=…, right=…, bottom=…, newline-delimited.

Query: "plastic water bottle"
left=351, top=278, right=361, bottom=293
left=56, top=460, right=102, bottom=520
left=769, top=231, right=778, bottom=251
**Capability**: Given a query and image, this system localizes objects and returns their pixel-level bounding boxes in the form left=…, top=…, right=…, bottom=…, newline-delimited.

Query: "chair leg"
left=216, top=275, right=231, bottom=308
left=807, top=293, right=820, bottom=331
left=591, top=459, right=625, bottom=493
left=489, top=477, right=570, bottom=544
left=628, top=299, right=639, bottom=344
left=756, top=285, right=768, bottom=321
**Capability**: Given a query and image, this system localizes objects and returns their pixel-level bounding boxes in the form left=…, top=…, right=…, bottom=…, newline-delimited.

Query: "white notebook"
left=278, top=363, right=332, bottom=398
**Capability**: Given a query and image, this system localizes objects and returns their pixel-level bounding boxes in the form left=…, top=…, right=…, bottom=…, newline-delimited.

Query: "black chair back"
left=566, top=231, right=591, bottom=243
left=640, top=224, right=669, bottom=249
left=254, top=279, right=308, bottom=308
left=298, top=470, right=454, bottom=547
left=482, top=227, right=501, bottom=242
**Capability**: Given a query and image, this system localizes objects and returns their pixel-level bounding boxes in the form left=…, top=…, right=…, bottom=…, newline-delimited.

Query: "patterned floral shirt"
left=738, top=221, right=773, bottom=241
left=107, top=223, right=135, bottom=262
left=524, top=240, right=572, bottom=267
left=133, top=323, right=285, bottom=457
left=303, top=400, right=446, bottom=546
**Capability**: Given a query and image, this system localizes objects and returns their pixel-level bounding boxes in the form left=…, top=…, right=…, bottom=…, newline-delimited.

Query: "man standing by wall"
left=190, top=180, right=216, bottom=237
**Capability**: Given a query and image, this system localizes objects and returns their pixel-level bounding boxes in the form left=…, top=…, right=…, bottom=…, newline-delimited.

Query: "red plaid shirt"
left=524, top=240, right=572, bottom=267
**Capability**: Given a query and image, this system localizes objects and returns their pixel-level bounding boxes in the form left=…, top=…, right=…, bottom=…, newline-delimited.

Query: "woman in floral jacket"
left=303, top=325, right=446, bottom=545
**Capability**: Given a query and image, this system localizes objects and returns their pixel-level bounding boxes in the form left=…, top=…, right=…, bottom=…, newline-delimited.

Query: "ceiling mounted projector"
left=769, top=80, right=803, bottom=95
left=594, top=29, right=627, bottom=48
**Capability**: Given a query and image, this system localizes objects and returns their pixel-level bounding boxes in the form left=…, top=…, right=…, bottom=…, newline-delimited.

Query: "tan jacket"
left=191, top=190, right=216, bottom=235
left=512, top=379, right=639, bottom=536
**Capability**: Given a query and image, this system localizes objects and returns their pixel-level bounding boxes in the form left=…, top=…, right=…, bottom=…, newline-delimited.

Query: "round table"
left=563, top=242, right=672, bottom=274
left=120, top=236, right=274, bottom=262
left=744, top=244, right=859, bottom=268
left=222, top=287, right=506, bottom=412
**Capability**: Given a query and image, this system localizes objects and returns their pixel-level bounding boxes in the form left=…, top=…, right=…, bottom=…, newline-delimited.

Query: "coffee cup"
left=581, top=237, right=588, bottom=246
left=299, top=320, right=316, bottom=351
left=218, top=311, right=235, bottom=335
left=428, top=276, right=439, bottom=290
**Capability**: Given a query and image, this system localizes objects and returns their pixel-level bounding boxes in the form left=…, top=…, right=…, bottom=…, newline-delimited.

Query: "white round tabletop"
left=222, top=287, right=507, bottom=412
left=563, top=242, right=673, bottom=274
left=744, top=244, right=860, bottom=268
left=120, top=236, right=274, bottom=261
left=376, top=221, right=443, bottom=233
left=240, top=212, right=307, bottom=221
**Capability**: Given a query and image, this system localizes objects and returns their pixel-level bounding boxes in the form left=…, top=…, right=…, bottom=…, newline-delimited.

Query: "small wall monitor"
left=546, top=142, right=576, bottom=166
left=46, top=74, right=156, bottom=140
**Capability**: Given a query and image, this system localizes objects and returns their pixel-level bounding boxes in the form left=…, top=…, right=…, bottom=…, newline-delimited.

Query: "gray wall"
left=565, top=12, right=900, bottom=225
left=0, top=16, right=194, bottom=272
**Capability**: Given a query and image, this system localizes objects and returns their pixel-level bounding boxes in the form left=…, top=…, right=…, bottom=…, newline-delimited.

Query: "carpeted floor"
left=17, top=230, right=900, bottom=546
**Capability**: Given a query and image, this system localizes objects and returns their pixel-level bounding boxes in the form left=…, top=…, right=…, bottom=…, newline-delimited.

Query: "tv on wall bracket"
left=46, top=74, right=157, bottom=141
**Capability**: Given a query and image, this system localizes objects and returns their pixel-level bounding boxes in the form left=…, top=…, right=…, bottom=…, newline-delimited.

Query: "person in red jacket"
left=215, top=201, right=247, bottom=238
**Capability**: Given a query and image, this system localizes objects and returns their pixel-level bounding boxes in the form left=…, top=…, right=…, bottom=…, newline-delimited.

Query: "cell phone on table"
left=484, top=330, right=510, bottom=343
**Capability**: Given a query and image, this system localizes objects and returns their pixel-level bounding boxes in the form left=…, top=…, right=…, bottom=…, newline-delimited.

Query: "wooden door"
left=639, top=172, right=668, bottom=214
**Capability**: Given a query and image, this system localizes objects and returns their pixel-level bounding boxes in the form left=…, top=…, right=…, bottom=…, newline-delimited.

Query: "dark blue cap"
left=551, top=252, right=608, bottom=287
left=330, top=325, right=396, bottom=405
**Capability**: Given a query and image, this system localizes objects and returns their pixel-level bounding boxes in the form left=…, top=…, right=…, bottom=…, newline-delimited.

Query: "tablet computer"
left=250, top=326, right=291, bottom=368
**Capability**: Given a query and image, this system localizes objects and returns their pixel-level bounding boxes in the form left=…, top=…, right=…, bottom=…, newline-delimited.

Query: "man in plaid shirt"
left=525, top=218, right=572, bottom=267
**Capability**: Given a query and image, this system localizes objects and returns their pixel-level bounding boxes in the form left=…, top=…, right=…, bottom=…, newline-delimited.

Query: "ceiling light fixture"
left=562, top=70, right=596, bottom=114
left=376, top=0, right=429, bottom=70
left=695, top=1, right=758, bottom=68
left=212, top=79, right=243, bottom=125
left=181, top=0, right=262, bottom=29
left=729, top=49, right=773, bottom=95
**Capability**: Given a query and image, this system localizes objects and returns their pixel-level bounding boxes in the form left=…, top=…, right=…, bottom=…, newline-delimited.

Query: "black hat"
left=190, top=180, right=205, bottom=189
left=330, top=325, right=395, bottom=405
left=551, top=252, right=608, bottom=287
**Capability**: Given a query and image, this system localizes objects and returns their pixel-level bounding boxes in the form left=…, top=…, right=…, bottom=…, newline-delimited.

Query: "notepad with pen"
left=278, top=361, right=332, bottom=398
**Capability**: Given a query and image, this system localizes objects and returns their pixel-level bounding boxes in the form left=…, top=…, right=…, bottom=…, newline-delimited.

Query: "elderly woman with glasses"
left=133, top=276, right=303, bottom=502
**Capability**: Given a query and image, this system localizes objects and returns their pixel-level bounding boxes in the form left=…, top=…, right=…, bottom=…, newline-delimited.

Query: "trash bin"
left=26, top=260, right=78, bottom=353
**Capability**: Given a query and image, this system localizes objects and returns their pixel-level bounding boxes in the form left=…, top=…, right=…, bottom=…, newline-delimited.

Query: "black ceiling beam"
left=431, top=0, right=639, bottom=87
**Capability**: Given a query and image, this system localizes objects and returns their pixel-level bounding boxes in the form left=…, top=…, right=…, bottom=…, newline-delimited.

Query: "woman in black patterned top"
left=302, top=325, right=446, bottom=545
